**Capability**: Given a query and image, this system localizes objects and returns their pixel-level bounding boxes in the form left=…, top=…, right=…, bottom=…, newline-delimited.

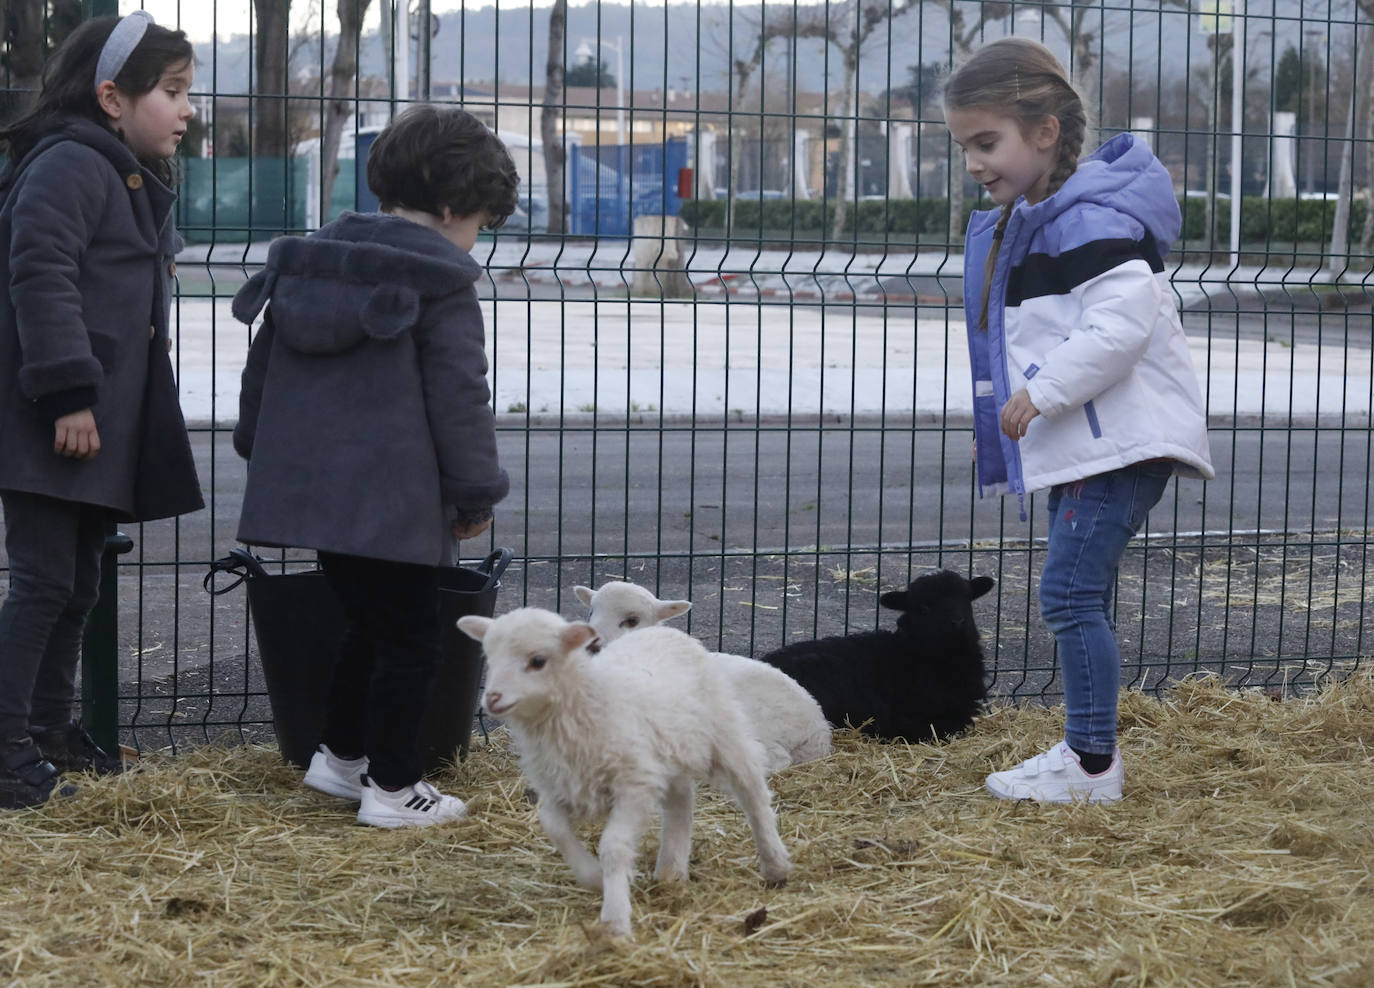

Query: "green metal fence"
left=1, top=0, right=1370, bottom=753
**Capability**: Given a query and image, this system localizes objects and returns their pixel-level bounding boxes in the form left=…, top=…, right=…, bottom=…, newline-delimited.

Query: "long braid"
left=978, top=204, right=1013, bottom=331
left=1045, top=90, right=1086, bottom=197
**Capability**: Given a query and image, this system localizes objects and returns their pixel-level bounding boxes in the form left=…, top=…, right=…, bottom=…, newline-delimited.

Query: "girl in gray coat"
left=232, top=106, right=515, bottom=828
left=0, top=13, right=204, bottom=810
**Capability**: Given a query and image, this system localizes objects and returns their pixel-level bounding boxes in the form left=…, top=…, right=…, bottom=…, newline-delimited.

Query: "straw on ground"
left=3, top=672, right=1372, bottom=986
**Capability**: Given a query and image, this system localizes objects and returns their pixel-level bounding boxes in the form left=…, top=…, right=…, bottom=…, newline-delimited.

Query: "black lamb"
left=758, top=570, right=995, bottom=743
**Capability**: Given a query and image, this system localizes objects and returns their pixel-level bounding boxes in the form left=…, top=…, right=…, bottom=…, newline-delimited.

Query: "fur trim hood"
left=231, top=212, right=483, bottom=353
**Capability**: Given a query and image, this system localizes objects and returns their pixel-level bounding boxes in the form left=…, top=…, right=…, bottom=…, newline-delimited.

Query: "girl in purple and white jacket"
left=945, top=38, right=1214, bottom=804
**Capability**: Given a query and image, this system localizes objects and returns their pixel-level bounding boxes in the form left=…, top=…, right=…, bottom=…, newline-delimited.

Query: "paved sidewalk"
left=173, top=240, right=1372, bottom=427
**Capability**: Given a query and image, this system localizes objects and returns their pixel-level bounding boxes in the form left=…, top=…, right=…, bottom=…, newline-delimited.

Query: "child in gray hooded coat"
left=231, top=105, right=516, bottom=827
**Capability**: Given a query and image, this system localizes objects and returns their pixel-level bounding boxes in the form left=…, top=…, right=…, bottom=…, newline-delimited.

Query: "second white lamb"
left=574, top=580, right=832, bottom=774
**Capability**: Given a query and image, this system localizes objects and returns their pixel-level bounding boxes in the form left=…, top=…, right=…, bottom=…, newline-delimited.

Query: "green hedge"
left=680, top=196, right=1370, bottom=245
left=1180, top=196, right=1369, bottom=244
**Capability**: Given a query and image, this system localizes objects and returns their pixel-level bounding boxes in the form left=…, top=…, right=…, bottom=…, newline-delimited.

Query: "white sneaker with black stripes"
left=356, top=776, right=467, bottom=828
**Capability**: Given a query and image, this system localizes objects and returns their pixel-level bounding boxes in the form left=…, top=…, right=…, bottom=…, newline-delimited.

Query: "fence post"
left=81, top=526, right=134, bottom=753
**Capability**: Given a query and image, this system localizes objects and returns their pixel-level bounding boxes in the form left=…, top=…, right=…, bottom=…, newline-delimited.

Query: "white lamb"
left=574, top=581, right=832, bottom=774
left=456, top=607, right=791, bottom=937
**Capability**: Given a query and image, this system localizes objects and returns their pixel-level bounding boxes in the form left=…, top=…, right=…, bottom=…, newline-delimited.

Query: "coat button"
left=165, top=338, right=173, bottom=353
left=126, top=174, right=143, bottom=190
left=149, top=324, right=156, bottom=340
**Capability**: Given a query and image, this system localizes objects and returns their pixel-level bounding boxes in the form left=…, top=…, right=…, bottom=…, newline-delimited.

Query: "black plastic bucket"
left=205, top=547, right=511, bottom=773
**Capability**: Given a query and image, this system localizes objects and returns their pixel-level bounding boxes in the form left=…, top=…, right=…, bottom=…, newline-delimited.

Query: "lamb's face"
left=573, top=581, right=691, bottom=646
left=880, top=571, right=995, bottom=644
left=457, top=608, right=596, bottom=721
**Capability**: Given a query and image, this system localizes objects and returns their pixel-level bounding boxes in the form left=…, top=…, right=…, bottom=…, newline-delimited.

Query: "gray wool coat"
left=232, top=212, right=509, bottom=567
left=0, top=117, right=203, bottom=521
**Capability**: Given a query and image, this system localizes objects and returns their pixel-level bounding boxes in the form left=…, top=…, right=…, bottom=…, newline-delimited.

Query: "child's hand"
left=1000, top=389, right=1040, bottom=441
left=452, top=516, right=493, bottom=540
left=54, top=409, right=101, bottom=459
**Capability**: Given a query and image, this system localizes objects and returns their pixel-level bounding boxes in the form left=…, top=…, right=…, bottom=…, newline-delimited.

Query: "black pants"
left=317, top=551, right=441, bottom=788
left=0, top=492, right=106, bottom=740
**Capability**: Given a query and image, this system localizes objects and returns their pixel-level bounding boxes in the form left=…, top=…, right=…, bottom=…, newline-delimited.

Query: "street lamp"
left=1302, top=28, right=1325, bottom=196
left=574, top=36, right=626, bottom=148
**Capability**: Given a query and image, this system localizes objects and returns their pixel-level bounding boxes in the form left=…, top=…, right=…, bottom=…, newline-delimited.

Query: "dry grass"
left=4, top=672, right=1374, bottom=987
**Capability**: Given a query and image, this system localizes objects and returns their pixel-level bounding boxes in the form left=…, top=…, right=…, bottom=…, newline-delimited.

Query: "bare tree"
left=319, top=0, right=375, bottom=219
left=1041, top=1, right=1188, bottom=116
left=0, top=0, right=79, bottom=120
left=930, top=1, right=1012, bottom=242
left=822, top=0, right=925, bottom=239
left=1356, top=2, right=1374, bottom=255
left=541, top=0, right=568, bottom=234
left=709, top=9, right=828, bottom=228
left=722, top=14, right=779, bottom=228
left=253, top=0, right=293, bottom=156
left=282, top=0, right=326, bottom=158
left=1040, top=0, right=1106, bottom=112
left=1195, top=35, right=1229, bottom=254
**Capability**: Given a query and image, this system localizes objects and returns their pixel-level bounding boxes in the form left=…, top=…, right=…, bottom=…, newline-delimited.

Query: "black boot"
left=30, top=721, right=126, bottom=776
left=1, top=736, right=76, bottom=809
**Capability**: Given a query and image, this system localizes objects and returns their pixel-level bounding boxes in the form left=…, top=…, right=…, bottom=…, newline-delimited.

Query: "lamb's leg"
left=597, top=789, right=655, bottom=937
left=653, top=775, right=695, bottom=882
left=713, top=732, right=792, bottom=887
left=537, top=799, right=602, bottom=891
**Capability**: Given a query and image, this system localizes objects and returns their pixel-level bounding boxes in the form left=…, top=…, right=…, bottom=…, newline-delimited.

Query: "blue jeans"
left=1040, top=461, right=1173, bottom=755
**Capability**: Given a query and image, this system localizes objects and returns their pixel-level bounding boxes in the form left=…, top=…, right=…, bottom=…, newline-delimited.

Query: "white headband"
left=94, top=10, right=155, bottom=93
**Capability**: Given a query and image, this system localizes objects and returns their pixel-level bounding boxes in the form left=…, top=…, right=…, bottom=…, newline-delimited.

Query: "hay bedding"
left=2, top=674, right=1373, bottom=987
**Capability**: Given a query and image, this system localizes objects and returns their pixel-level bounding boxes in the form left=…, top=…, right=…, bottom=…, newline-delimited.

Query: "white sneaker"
left=303, top=744, right=367, bottom=801
left=356, top=777, right=468, bottom=828
left=985, top=741, right=1123, bottom=804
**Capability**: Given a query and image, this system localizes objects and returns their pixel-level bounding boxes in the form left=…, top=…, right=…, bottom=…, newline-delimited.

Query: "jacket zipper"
left=990, top=213, right=1029, bottom=520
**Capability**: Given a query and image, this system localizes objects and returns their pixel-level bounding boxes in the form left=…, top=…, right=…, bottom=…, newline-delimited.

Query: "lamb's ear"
left=573, top=585, right=595, bottom=607
left=969, top=576, right=996, bottom=600
left=456, top=615, right=492, bottom=641
left=878, top=589, right=908, bottom=611
left=561, top=621, right=599, bottom=652
left=656, top=600, right=692, bottom=622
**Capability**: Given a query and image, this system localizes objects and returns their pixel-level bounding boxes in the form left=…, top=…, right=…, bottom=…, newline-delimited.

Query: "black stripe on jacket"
left=1005, top=231, right=1163, bottom=308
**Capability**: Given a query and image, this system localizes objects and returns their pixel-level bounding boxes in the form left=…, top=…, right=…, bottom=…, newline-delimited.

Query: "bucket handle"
left=473, top=547, right=513, bottom=592
left=208, top=546, right=510, bottom=594
left=202, top=547, right=269, bottom=595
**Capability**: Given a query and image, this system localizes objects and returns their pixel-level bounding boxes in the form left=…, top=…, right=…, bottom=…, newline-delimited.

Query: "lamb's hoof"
left=596, top=918, right=632, bottom=939
left=761, top=859, right=792, bottom=888
left=653, top=867, right=690, bottom=884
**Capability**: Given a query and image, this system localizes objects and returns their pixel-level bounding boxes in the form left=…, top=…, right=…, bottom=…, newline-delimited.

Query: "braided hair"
left=943, top=38, right=1087, bottom=330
